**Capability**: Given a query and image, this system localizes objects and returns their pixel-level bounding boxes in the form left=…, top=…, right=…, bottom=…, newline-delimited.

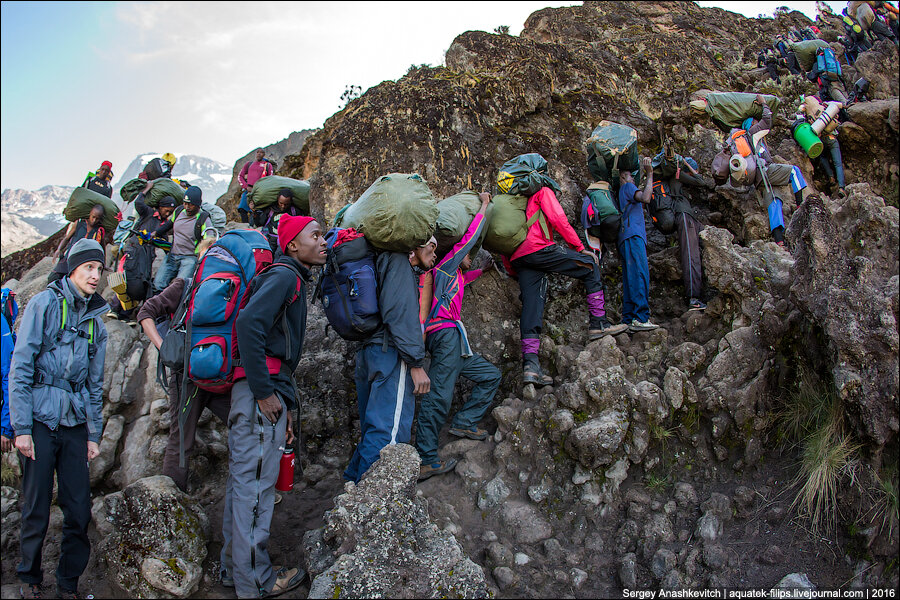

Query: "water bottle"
left=276, top=447, right=295, bottom=492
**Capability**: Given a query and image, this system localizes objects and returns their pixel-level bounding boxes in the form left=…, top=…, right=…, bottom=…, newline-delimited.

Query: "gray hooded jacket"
left=9, top=278, right=107, bottom=442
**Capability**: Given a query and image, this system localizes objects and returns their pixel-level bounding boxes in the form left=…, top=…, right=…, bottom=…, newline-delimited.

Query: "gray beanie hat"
left=66, top=238, right=105, bottom=274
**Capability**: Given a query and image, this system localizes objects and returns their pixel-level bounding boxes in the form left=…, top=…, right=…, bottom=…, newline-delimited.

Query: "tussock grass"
left=777, top=371, right=862, bottom=534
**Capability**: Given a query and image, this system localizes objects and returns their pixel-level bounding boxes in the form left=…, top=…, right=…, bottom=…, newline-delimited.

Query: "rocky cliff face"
left=1, top=2, right=898, bottom=598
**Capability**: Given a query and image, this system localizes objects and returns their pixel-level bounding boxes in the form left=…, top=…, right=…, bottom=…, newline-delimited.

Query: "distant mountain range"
left=1, top=153, right=232, bottom=257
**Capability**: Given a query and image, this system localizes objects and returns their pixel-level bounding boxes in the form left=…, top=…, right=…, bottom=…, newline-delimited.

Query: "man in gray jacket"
left=10, top=238, right=108, bottom=600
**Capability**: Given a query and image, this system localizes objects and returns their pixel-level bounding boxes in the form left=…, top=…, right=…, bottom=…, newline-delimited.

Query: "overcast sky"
left=1, top=1, right=844, bottom=192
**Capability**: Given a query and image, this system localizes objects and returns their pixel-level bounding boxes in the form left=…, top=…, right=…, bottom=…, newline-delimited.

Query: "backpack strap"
left=525, top=208, right=550, bottom=239
left=194, top=211, right=211, bottom=243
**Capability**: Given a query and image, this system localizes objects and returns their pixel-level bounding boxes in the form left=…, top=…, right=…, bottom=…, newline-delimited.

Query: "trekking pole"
left=751, top=129, right=776, bottom=202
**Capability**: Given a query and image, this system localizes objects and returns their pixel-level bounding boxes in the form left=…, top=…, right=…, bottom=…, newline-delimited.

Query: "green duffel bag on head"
left=338, top=173, right=439, bottom=252
left=482, top=193, right=548, bottom=257
left=64, top=187, right=120, bottom=232
left=789, top=39, right=831, bottom=71
left=248, top=176, right=311, bottom=213
left=119, top=177, right=185, bottom=207
left=434, top=191, right=493, bottom=257
left=702, top=92, right=781, bottom=128
left=496, top=153, right=560, bottom=198
left=586, top=121, right=641, bottom=190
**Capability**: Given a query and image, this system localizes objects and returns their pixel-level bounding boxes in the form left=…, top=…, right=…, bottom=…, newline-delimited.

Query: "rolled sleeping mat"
left=107, top=271, right=138, bottom=311
left=729, top=154, right=749, bottom=183
left=810, top=102, right=841, bottom=135
left=791, top=121, right=824, bottom=158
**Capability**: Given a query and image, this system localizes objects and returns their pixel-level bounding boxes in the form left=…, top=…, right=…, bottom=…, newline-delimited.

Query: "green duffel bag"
left=703, top=92, right=781, bottom=128
left=586, top=121, right=641, bottom=189
left=248, top=176, right=310, bottom=213
left=496, top=153, right=560, bottom=198
left=64, top=187, right=120, bottom=232
left=434, top=191, right=493, bottom=257
left=789, top=39, right=831, bottom=71
left=119, top=177, right=186, bottom=207
left=482, top=193, right=549, bottom=257
left=336, top=173, right=439, bottom=252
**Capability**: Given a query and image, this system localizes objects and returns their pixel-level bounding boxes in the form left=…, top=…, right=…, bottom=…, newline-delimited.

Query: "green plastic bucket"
left=792, top=121, right=823, bottom=159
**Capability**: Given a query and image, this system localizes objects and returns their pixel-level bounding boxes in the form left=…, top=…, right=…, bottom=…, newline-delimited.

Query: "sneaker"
left=105, top=310, right=119, bottom=320
left=628, top=319, right=659, bottom=332
left=588, top=319, right=629, bottom=341
left=274, top=492, right=283, bottom=506
left=221, top=573, right=234, bottom=588
left=20, top=583, right=44, bottom=599
left=776, top=241, right=786, bottom=248
left=57, top=589, right=81, bottom=600
left=418, top=458, right=459, bottom=481
left=448, top=426, right=489, bottom=441
left=262, top=566, right=306, bottom=597
left=688, top=298, right=707, bottom=312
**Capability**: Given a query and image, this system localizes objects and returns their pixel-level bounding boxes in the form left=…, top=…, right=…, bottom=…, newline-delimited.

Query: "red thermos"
left=276, top=447, right=295, bottom=492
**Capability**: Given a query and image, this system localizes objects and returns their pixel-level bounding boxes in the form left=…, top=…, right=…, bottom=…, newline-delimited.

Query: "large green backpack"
left=496, top=153, right=560, bottom=197
left=248, top=176, right=310, bottom=213
left=586, top=121, right=641, bottom=190
left=334, top=173, right=439, bottom=252
left=580, top=182, right=621, bottom=244
left=434, top=191, right=493, bottom=257
left=482, top=193, right=548, bottom=256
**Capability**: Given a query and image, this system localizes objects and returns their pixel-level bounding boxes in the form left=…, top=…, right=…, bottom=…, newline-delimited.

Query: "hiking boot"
left=688, top=298, right=707, bottom=312
left=523, top=368, right=553, bottom=387
left=588, top=318, right=629, bottom=341
left=523, top=354, right=553, bottom=387
left=628, top=319, right=659, bottom=332
left=449, top=426, right=489, bottom=441
left=57, top=589, right=81, bottom=600
left=418, top=458, right=459, bottom=481
left=263, top=566, right=306, bottom=598
left=20, top=583, right=44, bottom=599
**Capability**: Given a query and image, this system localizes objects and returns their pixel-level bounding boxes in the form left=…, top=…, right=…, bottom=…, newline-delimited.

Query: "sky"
left=0, top=1, right=846, bottom=192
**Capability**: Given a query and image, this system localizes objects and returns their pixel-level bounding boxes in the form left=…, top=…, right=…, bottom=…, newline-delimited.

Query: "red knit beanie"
left=278, top=214, right=316, bottom=253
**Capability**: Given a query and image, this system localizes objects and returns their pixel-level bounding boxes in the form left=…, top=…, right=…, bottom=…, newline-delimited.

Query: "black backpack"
left=156, top=278, right=194, bottom=389
left=649, top=180, right=677, bottom=235
left=143, top=157, right=172, bottom=181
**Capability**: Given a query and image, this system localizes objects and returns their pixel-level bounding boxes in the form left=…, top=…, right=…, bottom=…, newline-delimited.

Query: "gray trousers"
left=221, top=380, right=287, bottom=598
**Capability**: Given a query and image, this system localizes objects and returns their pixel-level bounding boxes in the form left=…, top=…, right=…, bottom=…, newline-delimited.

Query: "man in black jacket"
left=221, top=214, right=325, bottom=598
left=342, top=239, right=436, bottom=483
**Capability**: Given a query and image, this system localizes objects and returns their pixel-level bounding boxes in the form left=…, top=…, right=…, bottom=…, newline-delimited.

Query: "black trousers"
left=17, top=422, right=92, bottom=592
left=511, top=245, right=604, bottom=341
left=675, top=212, right=703, bottom=300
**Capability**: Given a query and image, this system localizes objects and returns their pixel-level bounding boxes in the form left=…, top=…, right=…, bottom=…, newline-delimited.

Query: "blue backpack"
left=183, top=229, right=276, bottom=394
left=816, top=48, right=842, bottom=81
left=315, top=228, right=381, bottom=341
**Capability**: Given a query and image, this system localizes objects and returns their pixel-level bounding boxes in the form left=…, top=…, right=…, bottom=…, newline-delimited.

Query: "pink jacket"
left=424, top=213, right=486, bottom=338
left=238, top=160, right=274, bottom=189
left=509, top=187, right=584, bottom=262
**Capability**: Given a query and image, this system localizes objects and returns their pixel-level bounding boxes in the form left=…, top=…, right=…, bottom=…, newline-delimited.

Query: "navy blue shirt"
left=617, top=181, right=646, bottom=244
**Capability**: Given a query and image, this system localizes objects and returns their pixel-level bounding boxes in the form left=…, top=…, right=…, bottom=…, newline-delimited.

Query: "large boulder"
left=305, top=444, right=489, bottom=599
left=786, top=188, right=900, bottom=446
left=99, top=475, right=208, bottom=598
